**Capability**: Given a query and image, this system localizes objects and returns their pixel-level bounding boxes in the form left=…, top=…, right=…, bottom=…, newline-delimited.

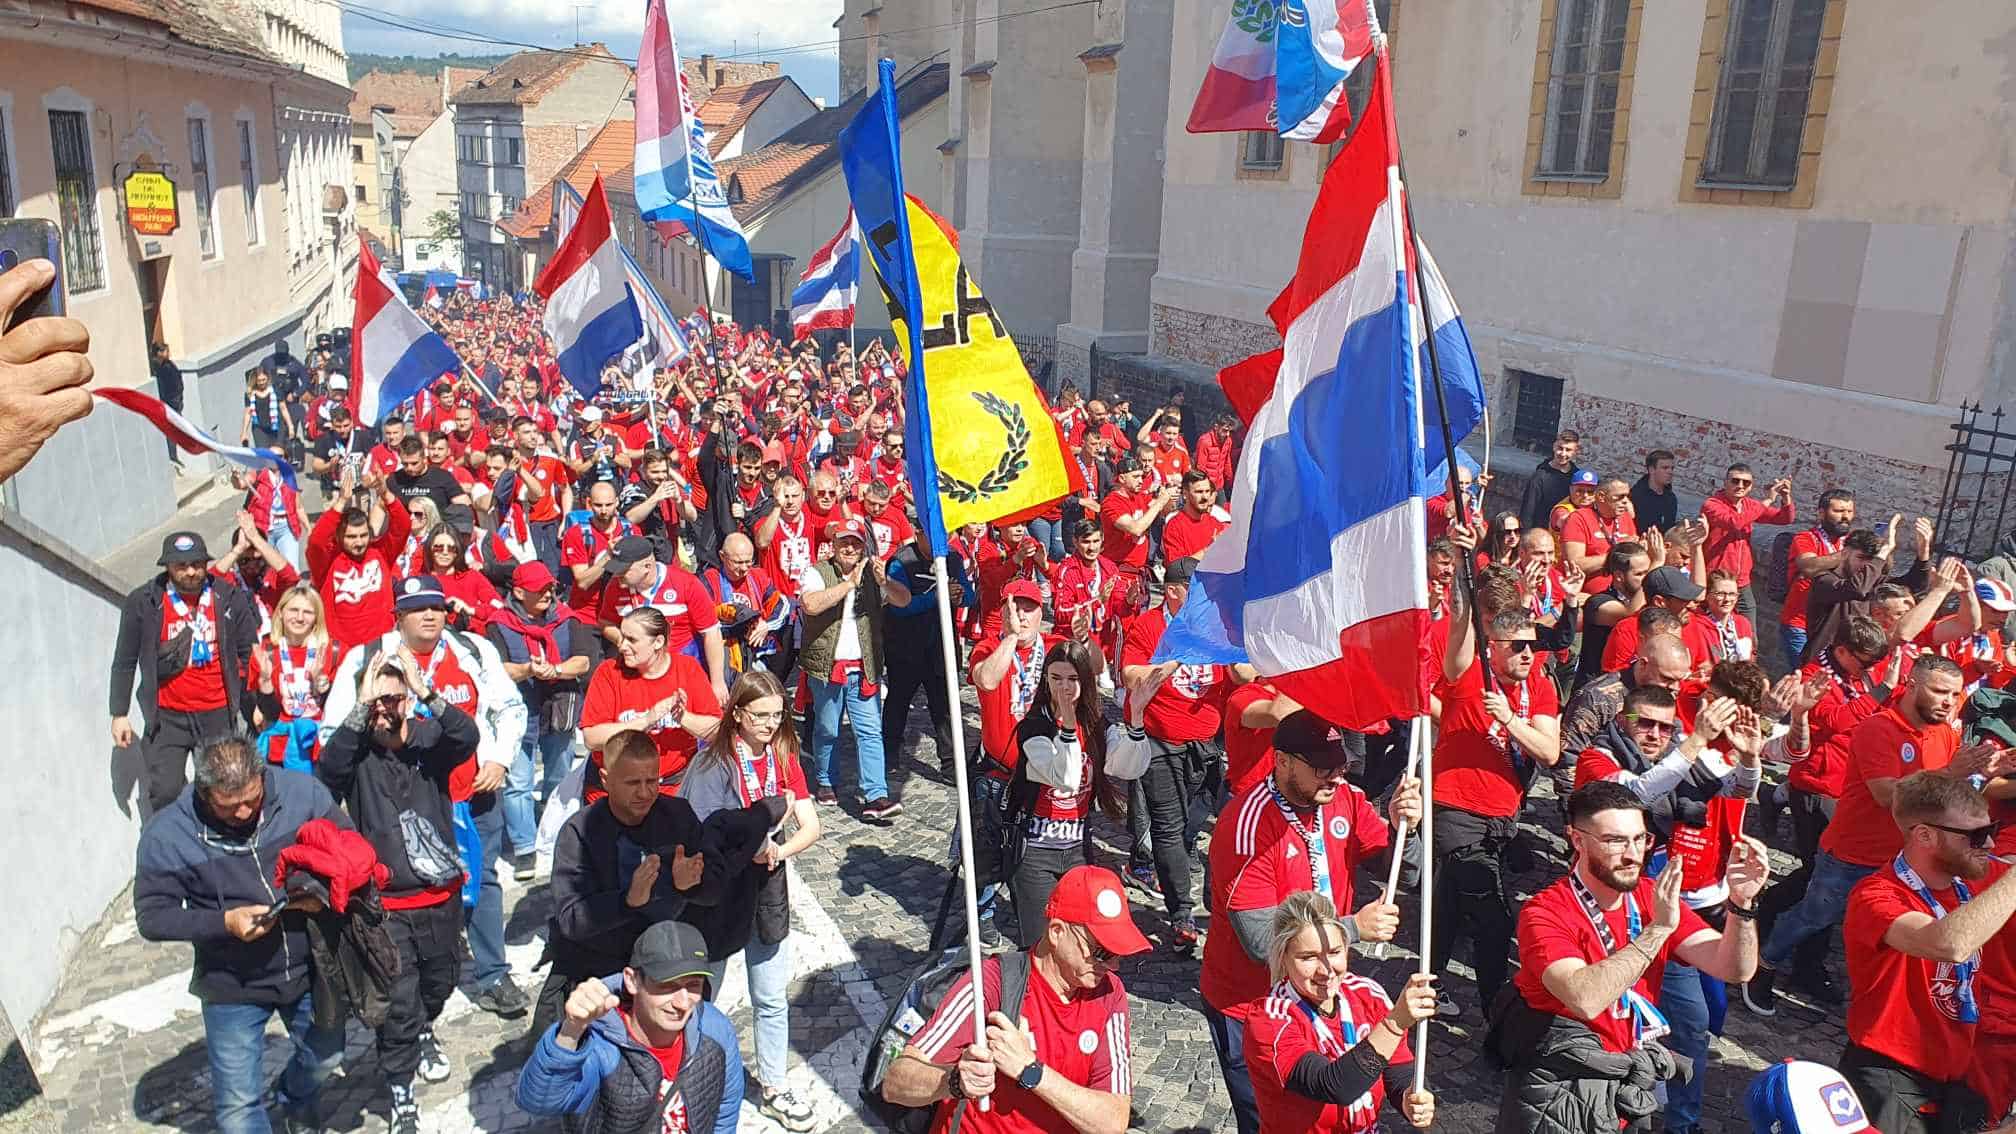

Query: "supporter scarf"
left=167, top=585, right=218, bottom=666
left=1008, top=639, right=1043, bottom=721
left=732, top=735, right=780, bottom=805
left=1568, top=870, right=1670, bottom=1044
left=1279, top=978, right=1361, bottom=1050
left=1487, top=677, right=1531, bottom=774
left=273, top=642, right=324, bottom=719
left=1893, top=852, right=1979, bottom=1023
left=1814, top=647, right=1875, bottom=704
left=488, top=598, right=584, bottom=665
left=1714, top=614, right=1743, bottom=660
left=1267, top=775, right=1334, bottom=904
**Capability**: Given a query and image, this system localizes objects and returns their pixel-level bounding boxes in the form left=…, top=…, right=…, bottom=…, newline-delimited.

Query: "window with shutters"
left=47, top=109, right=104, bottom=292
left=189, top=118, right=217, bottom=258
left=1701, top=0, right=1826, bottom=187
left=1238, top=130, right=1284, bottom=174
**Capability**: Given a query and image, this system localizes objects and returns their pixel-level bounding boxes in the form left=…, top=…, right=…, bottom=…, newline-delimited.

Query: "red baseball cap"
left=828, top=516, right=868, bottom=544
left=1002, top=578, right=1044, bottom=606
left=511, top=561, right=558, bottom=593
left=1045, top=866, right=1151, bottom=956
left=761, top=441, right=788, bottom=466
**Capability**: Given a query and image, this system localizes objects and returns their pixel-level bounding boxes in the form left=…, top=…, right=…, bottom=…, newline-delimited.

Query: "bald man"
left=559, top=481, right=637, bottom=614
left=702, top=531, right=793, bottom=681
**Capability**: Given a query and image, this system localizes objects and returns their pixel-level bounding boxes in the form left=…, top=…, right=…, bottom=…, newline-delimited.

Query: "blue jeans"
left=201, top=993, right=344, bottom=1133
left=1661, top=961, right=1711, bottom=1131
left=468, top=792, right=509, bottom=989
left=509, top=717, right=574, bottom=855
left=1027, top=517, right=1065, bottom=561
left=1202, top=1000, right=1262, bottom=1134
left=745, top=930, right=792, bottom=1086
left=1763, top=850, right=1877, bottom=970
left=1780, top=624, right=1809, bottom=670
left=807, top=670, right=888, bottom=802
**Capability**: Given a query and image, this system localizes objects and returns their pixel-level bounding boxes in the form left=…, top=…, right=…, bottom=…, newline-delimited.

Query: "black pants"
left=144, top=706, right=237, bottom=814
left=1428, top=811, right=1516, bottom=1005
left=762, top=639, right=798, bottom=687
left=1757, top=789, right=1837, bottom=977
left=881, top=615, right=954, bottom=764
left=1839, top=1043, right=1984, bottom=1134
left=1140, top=739, right=1218, bottom=922
left=380, top=900, right=463, bottom=1086
left=1009, top=844, right=1082, bottom=948
left=532, top=961, right=603, bottom=1041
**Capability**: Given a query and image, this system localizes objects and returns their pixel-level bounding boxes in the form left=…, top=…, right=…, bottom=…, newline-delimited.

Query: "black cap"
left=158, top=531, right=211, bottom=566
left=608, top=535, right=657, bottom=569
left=394, top=574, right=448, bottom=612
left=1163, top=557, right=1199, bottom=586
left=1116, top=456, right=1145, bottom=475
left=1273, top=709, right=1352, bottom=770
left=629, top=921, right=714, bottom=987
left=1644, top=566, right=1704, bottom=602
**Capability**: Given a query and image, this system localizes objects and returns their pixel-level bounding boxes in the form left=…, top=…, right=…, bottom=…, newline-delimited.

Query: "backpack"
left=1764, top=529, right=1796, bottom=604
left=862, top=948, right=1032, bottom=1134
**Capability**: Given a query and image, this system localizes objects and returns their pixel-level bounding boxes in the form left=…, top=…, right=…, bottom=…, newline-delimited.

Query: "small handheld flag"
left=94, top=387, right=300, bottom=489
left=791, top=211, right=861, bottom=339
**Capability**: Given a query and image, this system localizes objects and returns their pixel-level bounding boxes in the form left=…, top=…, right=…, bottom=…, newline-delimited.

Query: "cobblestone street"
left=33, top=695, right=1849, bottom=1132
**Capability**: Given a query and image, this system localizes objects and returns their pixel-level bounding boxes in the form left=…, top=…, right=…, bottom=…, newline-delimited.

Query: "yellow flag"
left=874, top=198, right=1080, bottom=533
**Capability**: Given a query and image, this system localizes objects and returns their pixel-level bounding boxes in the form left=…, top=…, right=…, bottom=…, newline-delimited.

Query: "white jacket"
left=321, top=627, right=527, bottom=774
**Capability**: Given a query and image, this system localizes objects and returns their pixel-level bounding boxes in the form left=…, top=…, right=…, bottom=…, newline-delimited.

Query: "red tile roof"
left=680, top=57, right=781, bottom=104
left=695, top=77, right=791, bottom=156
left=63, top=0, right=280, bottom=64
left=455, top=44, right=630, bottom=107
left=349, top=70, right=443, bottom=136
left=716, top=63, right=947, bottom=225
left=501, top=119, right=637, bottom=241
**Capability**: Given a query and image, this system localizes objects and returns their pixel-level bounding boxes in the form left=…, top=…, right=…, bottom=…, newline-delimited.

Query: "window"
left=188, top=118, right=216, bottom=257
left=1538, top=0, right=1629, bottom=178
left=237, top=119, right=261, bottom=244
left=503, top=137, right=521, bottom=166
left=458, top=134, right=487, bottom=164
left=353, top=184, right=365, bottom=202
left=351, top=143, right=364, bottom=163
left=1506, top=369, right=1566, bottom=453
left=47, top=109, right=103, bottom=292
left=1239, top=130, right=1284, bottom=172
left=461, top=191, right=489, bottom=219
left=0, top=105, right=16, bottom=217
left=501, top=194, right=519, bottom=218
left=1701, top=0, right=1826, bottom=187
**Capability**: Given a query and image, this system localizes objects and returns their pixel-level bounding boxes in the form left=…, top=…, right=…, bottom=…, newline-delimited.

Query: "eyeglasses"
left=1627, top=715, right=1677, bottom=735
left=431, top=542, right=460, bottom=553
left=1073, top=924, right=1115, bottom=964
left=1924, top=821, right=2001, bottom=849
left=1491, top=639, right=1538, bottom=655
left=1573, top=827, right=1654, bottom=853
left=740, top=709, right=786, bottom=723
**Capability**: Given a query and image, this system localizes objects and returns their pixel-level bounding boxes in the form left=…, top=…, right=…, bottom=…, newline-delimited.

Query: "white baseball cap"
left=1746, top=1060, right=1869, bottom=1134
left=327, top=373, right=349, bottom=390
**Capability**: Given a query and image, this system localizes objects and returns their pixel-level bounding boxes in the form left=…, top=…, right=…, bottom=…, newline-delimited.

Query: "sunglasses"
left=1628, top=715, right=1677, bottom=735
left=1925, top=821, right=2001, bottom=849
left=1729, top=477, right=1754, bottom=488
left=1491, top=639, right=1538, bottom=655
left=1073, top=924, right=1115, bottom=964
left=371, top=693, right=405, bottom=713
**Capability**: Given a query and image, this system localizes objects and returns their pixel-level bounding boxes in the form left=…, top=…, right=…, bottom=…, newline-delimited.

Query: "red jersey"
left=865, top=503, right=915, bottom=561
left=1560, top=508, right=1637, bottom=594
left=970, top=634, right=1051, bottom=775
left=560, top=518, right=638, bottom=610
left=760, top=509, right=819, bottom=599
left=1515, top=874, right=1710, bottom=1054
left=1099, top=489, right=1156, bottom=570
left=1781, top=528, right=1844, bottom=630
left=1701, top=492, right=1795, bottom=586
left=406, top=641, right=484, bottom=801
left=597, top=563, right=720, bottom=657
left=1788, top=658, right=1887, bottom=798
left=719, top=739, right=811, bottom=806
left=1433, top=660, right=1559, bottom=819
left=911, top=956, right=1132, bottom=1134
left=1150, top=440, right=1190, bottom=484
left=1201, top=777, right=1390, bottom=1015
left=1844, top=860, right=2008, bottom=1079
left=1163, top=507, right=1230, bottom=563
left=255, top=640, right=341, bottom=724
left=157, top=587, right=229, bottom=712
left=975, top=549, right=1051, bottom=641
left=1121, top=607, right=1228, bottom=743
left=1823, top=707, right=1961, bottom=867
left=1222, top=681, right=1279, bottom=797
left=307, top=503, right=413, bottom=650
left=1245, top=976, right=1412, bottom=1134
left=1049, top=554, right=1123, bottom=646
left=579, top=655, right=723, bottom=788
left=515, top=454, right=570, bottom=523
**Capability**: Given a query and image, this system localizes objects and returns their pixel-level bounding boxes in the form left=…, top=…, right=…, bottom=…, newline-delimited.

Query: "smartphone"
left=0, top=218, right=66, bottom=331
left=252, top=899, right=287, bottom=932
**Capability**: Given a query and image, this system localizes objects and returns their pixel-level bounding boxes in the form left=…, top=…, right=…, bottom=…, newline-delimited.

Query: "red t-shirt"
left=1781, top=528, right=1844, bottom=630
left=1201, top=777, right=1390, bottom=1015
left=1433, top=660, right=1559, bottom=819
left=1822, top=707, right=1960, bottom=867
left=518, top=454, right=571, bottom=523
left=1222, top=681, right=1279, bottom=797
left=256, top=640, right=341, bottom=725
left=579, top=655, right=724, bottom=788
left=912, top=955, right=1132, bottom=1134
left=1163, top=507, right=1230, bottom=563
left=1515, top=874, right=1711, bottom=1054
left=1150, top=441, right=1190, bottom=485
left=1560, top=508, right=1638, bottom=595
left=597, top=564, right=720, bottom=657
left=1122, top=607, right=1227, bottom=744
left=1844, top=861, right=2009, bottom=1079
left=156, top=589, right=229, bottom=712
left=1787, top=661, right=1885, bottom=797
left=618, top=1010, right=689, bottom=1131
left=865, top=503, right=915, bottom=561
left=969, top=635, right=1050, bottom=774
left=560, top=519, right=636, bottom=610
left=1099, top=489, right=1155, bottom=570
left=1049, top=555, right=1123, bottom=643
left=407, top=642, right=483, bottom=801
left=975, top=550, right=1050, bottom=641
left=760, top=510, right=819, bottom=599
left=1244, top=976, right=1413, bottom=1134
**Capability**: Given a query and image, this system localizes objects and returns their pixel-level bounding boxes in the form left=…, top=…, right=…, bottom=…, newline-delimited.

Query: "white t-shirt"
left=798, top=565, right=862, bottom=664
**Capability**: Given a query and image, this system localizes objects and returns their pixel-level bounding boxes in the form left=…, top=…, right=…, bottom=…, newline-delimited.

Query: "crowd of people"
left=104, top=283, right=2016, bottom=1134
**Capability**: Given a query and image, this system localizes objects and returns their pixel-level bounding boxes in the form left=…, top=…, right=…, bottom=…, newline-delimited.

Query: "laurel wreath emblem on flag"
left=1234, top=0, right=1279, bottom=40
left=936, top=391, right=1030, bottom=504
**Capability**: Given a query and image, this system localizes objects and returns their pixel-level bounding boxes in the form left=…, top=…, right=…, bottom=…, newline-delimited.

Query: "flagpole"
left=930, top=552, right=990, bottom=1075
left=690, top=221, right=735, bottom=391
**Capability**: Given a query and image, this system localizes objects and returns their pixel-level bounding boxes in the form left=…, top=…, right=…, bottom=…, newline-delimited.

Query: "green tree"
left=421, top=209, right=460, bottom=246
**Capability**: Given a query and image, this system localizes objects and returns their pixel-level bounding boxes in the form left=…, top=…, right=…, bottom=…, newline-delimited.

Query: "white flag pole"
left=931, top=552, right=992, bottom=1099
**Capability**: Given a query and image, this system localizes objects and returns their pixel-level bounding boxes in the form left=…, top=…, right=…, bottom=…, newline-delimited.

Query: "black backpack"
left=1764, top=529, right=1796, bottom=604
left=862, top=948, right=1032, bottom=1134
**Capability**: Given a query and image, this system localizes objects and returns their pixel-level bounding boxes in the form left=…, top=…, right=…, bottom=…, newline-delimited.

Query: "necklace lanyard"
left=732, top=735, right=779, bottom=805
left=1894, top=852, right=1979, bottom=1022
left=1568, top=872, right=1669, bottom=1044
left=1489, top=677, right=1531, bottom=772
left=167, top=586, right=217, bottom=666
left=1268, top=776, right=1333, bottom=904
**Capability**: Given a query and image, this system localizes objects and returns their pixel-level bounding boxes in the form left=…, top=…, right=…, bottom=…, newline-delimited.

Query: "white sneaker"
left=760, top=1085, right=818, bottom=1131
left=416, top=1029, right=451, bottom=1083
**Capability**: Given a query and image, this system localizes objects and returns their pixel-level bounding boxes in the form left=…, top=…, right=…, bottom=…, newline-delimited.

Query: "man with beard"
left=1837, top=773, right=2016, bottom=1134
left=1780, top=489, right=1856, bottom=665
left=560, top=482, right=638, bottom=616
left=308, top=463, right=413, bottom=650
left=1498, top=781, right=1765, bottom=1131
left=1802, top=518, right=1933, bottom=664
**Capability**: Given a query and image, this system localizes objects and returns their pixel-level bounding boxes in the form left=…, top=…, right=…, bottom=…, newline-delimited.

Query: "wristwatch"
left=1017, top=1060, right=1045, bottom=1091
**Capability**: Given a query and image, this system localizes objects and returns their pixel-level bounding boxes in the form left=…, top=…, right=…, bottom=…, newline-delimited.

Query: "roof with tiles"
left=62, top=0, right=281, bottom=64
left=500, top=119, right=636, bottom=241
left=454, top=43, right=627, bottom=107
left=349, top=70, right=443, bottom=136
left=694, top=77, right=792, bottom=156
left=680, top=57, right=781, bottom=104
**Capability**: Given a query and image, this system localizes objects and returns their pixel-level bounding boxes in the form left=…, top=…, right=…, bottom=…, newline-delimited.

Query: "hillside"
left=348, top=52, right=509, bottom=83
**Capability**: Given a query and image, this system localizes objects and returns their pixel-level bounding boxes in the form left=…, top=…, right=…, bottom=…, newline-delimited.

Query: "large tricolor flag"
left=532, top=174, right=644, bottom=397
left=556, top=181, right=689, bottom=366
left=633, top=0, right=754, bottom=281
left=790, top=211, right=861, bottom=338
left=352, top=240, right=463, bottom=424
left=94, top=387, right=300, bottom=489
left=1156, top=52, right=1484, bottom=729
left=1187, top=0, right=1375, bottom=142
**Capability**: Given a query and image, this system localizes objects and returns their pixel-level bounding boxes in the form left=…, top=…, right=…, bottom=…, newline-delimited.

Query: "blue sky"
left=341, top=1, right=845, bottom=104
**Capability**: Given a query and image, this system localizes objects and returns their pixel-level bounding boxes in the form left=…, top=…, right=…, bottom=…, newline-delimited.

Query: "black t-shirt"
left=312, top=427, right=376, bottom=478
left=392, top=468, right=465, bottom=514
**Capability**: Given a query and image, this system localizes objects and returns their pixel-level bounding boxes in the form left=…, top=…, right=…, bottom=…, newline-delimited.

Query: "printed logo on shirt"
left=1078, top=1029, right=1099, bottom=1055
left=1329, top=815, right=1351, bottom=841
left=331, top=559, right=385, bottom=605
left=1931, top=960, right=1968, bottom=1022
left=1901, top=742, right=1917, bottom=765
left=1170, top=663, right=1214, bottom=699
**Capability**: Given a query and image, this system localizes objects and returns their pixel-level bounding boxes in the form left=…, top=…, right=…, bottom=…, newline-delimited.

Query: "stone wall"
left=1148, top=302, right=1280, bottom=373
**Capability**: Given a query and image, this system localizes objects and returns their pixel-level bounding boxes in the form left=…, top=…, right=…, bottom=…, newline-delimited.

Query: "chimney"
left=699, top=53, right=714, bottom=76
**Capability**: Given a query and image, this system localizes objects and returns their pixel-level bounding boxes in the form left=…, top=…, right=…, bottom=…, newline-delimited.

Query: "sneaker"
left=387, top=1083, right=420, bottom=1134
left=512, top=851, right=537, bottom=881
left=813, top=785, right=839, bottom=805
left=1791, top=967, right=1844, bottom=1007
left=416, top=1029, right=452, bottom=1083
left=1125, top=864, right=1160, bottom=896
left=1741, top=966, right=1779, bottom=1017
left=861, top=797, right=905, bottom=821
left=279, top=1105, right=325, bottom=1134
left=759, top=1085, right=819, bottom=1132
left=977, top=912, right=1006, bottom=953
left=1169, top=916, right=1201, bottom=954
left=477, top=975, right=531, bottom=1019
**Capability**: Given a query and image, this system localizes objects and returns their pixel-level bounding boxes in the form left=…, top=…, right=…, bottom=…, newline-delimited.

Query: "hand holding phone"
left=0, top=226, right=95, bottom=485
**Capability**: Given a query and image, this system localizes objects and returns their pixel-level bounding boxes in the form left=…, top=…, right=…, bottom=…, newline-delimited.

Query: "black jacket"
left=110, top=575, right=260, bottom=725
left=317, top=697, right=480, bottom=902
left=133, top=767, right=348, bottom=1006
left=1520, top=461, right=1580, bottom=532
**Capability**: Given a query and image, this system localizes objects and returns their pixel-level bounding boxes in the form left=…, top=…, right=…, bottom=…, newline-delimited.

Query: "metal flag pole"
left=1366, top=716, right=1426, bottom=963
left=931, top=552, right=990, bottom=1080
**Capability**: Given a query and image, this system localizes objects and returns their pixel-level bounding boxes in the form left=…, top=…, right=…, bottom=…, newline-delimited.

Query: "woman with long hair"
left=680, top=669, right=823, bottom=1131
left=396, top=498, right=443, bottom=577
left=251, top=583, right=339, bottom=728
left=420, top=522, right=501, bottom=633
left=579, top=608, right=722, bottom=800
left=1242, top=892, right=1437, bottom=1133
left=1487, top=509, right=1524, bottom=571
left=1003, top=639, right=1128, bottom=947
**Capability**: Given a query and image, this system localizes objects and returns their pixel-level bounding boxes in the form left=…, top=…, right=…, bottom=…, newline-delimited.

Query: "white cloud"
left=347, top=0, right=841, bottom=56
